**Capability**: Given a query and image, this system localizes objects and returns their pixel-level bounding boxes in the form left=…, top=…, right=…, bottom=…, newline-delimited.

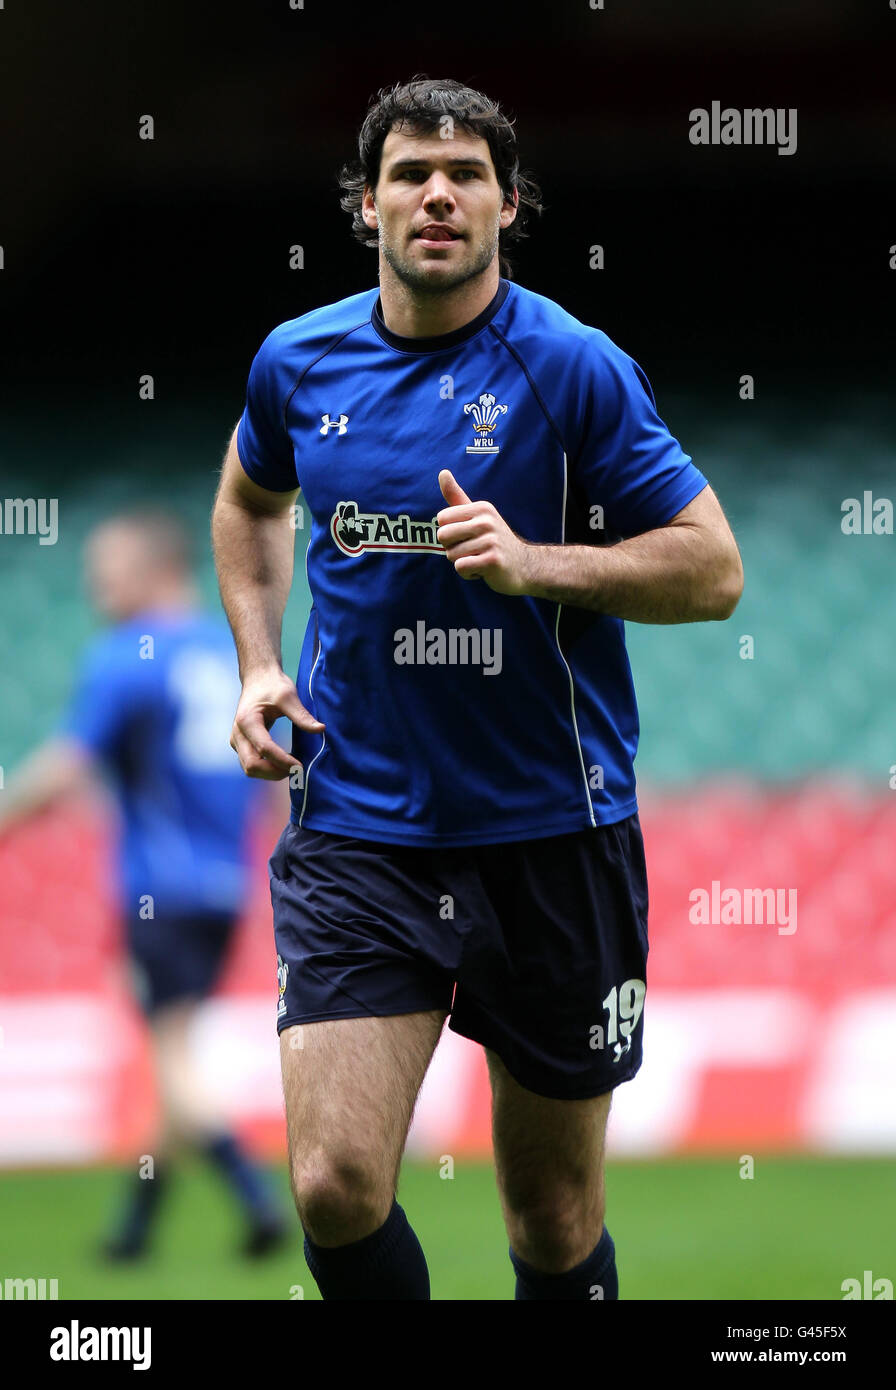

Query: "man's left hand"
left=436, top=470, right=531, bottom=596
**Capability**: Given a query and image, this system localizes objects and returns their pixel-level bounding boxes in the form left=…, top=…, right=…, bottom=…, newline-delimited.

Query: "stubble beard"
left=378, top=217, right=501, bottom=298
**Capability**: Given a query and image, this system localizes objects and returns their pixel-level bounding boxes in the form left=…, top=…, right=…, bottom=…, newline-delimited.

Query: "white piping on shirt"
left=554, top=451, right=597, bottom=827
left=298, top=590, right=325, bottom=824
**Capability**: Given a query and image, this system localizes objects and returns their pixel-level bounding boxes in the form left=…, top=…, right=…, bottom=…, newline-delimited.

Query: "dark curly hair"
left=338, top=75, right=543, bottom=280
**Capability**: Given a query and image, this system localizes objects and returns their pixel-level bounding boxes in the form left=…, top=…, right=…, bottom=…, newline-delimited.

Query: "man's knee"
left=291, top=1147, right=391, bottom=1245
left=504, top=1177, right=604, bottom=1229
left=503, top=1178, right=606, bottom=1270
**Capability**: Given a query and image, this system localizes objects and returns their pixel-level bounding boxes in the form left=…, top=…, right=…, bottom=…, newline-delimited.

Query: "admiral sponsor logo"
left=332, top=501, right=442, bottom=557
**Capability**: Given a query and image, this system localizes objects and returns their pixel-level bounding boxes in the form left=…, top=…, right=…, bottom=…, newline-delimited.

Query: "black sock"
left=510, top=1225, right=618, bottom=1300
left=303, top=1199, right=430, bottom=1300
left=200, top=1132, right=279, bottom=1223
left=109, top=1167, right=168, bottom=1250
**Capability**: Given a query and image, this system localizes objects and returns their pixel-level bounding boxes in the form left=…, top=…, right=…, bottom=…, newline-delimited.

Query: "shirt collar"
left=371, top=279, right=510, bottom=354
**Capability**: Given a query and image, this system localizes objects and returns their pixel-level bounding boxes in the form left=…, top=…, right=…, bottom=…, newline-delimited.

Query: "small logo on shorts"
left=277, top=955, right=289, bottom=1019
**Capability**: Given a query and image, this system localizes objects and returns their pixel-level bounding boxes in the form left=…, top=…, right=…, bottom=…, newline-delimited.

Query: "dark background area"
left=1, top=0, right=892, bottom=411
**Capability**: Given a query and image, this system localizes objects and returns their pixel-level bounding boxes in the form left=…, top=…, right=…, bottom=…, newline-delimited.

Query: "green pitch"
left=1, top=1156, right=892, bottom=1301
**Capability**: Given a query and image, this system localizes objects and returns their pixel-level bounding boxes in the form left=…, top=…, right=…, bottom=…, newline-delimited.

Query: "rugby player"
left=212, top=76, right=743, bottom=1300
left=0, top=511, right=287, bottom=1258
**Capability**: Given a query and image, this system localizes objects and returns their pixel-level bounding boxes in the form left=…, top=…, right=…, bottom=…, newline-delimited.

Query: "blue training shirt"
left=237, top=278, right=708, bottom=847
left=61, top=609, right=259, bottom=915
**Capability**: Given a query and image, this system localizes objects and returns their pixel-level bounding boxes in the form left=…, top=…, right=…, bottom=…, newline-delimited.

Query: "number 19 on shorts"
left=591, top=978, right=646, bottom=1063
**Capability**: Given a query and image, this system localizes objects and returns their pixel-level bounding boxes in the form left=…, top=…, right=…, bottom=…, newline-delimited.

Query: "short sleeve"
left=571, top=338, right=708, bottom=539
left=236, top=328, right=299, bottom=491
left=59, top=639, right=141, bottom=762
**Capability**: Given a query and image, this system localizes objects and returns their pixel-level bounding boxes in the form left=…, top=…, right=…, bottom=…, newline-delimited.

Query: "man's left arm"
left=436, top=472, right=744, bottom=624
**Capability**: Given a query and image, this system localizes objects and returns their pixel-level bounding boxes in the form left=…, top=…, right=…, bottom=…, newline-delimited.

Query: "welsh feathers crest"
left=463, top=392, right=508, bottom=454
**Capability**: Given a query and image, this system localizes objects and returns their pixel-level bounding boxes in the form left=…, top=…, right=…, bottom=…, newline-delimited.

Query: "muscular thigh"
left=487, top=1048, right=613, bottom=1203
left=280, top=1009, right=446, bottom=1189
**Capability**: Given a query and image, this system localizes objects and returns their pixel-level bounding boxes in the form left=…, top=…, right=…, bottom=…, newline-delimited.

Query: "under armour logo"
left=320, top=414, right=349, bottom=436
left=613, top=1036, right=632, bottom=1064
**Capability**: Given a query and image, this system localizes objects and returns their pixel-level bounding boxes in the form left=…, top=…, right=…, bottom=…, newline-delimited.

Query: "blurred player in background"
left=0, top=510, right=287, bottom=1258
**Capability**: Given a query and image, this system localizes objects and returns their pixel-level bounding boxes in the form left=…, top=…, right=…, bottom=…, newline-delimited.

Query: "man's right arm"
left=212, top=424, right=324, bottom=781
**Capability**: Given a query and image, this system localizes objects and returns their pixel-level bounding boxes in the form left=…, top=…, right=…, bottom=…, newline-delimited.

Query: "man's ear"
left=500, top=188, right=519, bottom=230
left=361, top=184, right=378, bottom=230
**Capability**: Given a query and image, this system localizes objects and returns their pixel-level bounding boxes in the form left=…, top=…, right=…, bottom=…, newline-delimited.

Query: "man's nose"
left=422, top=177, right=456, bottom=208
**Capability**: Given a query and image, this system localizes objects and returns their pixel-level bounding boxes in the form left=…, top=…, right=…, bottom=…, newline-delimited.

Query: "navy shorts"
left=126, top=910, right=238, bottom=1015
left=269, top=816, right=649, bottom=1100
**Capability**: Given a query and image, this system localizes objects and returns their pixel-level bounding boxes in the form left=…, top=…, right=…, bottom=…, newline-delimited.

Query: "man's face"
left=363, top=125, right=517, bottom=295
left=84, top=524, right=156, bottom=621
